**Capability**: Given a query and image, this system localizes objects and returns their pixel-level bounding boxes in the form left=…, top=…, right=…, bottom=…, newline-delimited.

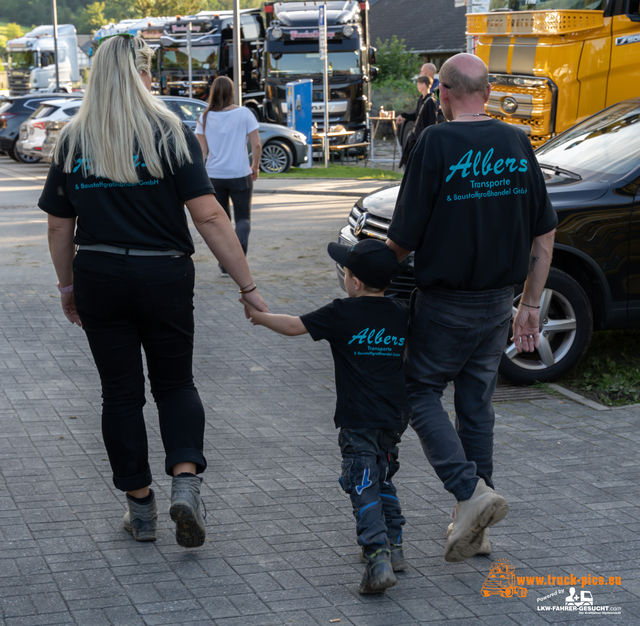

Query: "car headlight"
left=272, top=27, right=283, bottom=39
left=292, top=131, right=307, bottom=143
left=348, top=130, right=365, bottom=144
left=342, top=25, right=354, bottom=37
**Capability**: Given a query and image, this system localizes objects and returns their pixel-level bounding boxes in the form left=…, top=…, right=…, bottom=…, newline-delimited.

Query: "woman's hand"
left=61, top=292, right=82, bottom=326
left=240, top=289, right=269, bottom=319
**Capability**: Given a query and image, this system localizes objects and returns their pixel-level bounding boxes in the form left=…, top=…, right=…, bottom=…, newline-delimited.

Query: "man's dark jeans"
left=339, top=428, right=405, bottom=547
left=73, top=251, right=207, bottom=492
left=406, top=286, right=513, bottom=502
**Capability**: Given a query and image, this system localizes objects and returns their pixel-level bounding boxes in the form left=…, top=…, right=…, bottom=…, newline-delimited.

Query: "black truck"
left=158, top=10, right=265, bottom=117
left=262, top=1, right=377, bottom=153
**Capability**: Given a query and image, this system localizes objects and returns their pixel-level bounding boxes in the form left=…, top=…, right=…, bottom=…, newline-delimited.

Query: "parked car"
left=41, top=95, right=308, bottom=173
left=335, top=98, right=640, bottom=384
left=0, top=94, right=75, bottom=163
left=16, top=98, right=82, bottom=163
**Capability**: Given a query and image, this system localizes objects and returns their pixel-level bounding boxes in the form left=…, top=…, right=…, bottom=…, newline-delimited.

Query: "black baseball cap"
left=328, top=239, right=401, bottom=290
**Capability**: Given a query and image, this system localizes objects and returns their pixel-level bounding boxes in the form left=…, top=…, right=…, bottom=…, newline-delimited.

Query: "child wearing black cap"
left=242, top=239, right=411, bottom=595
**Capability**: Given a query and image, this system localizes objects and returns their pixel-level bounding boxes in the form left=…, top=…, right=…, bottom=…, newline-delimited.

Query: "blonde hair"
left=54, top=35, right=191, bottom=183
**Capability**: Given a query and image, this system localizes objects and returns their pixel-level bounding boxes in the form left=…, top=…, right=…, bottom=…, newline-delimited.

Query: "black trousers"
left=209, top=175, right=252, bottom=255
left=73, top=251, right=207, bottom=492
left=339, top=428, right=405, bottom=547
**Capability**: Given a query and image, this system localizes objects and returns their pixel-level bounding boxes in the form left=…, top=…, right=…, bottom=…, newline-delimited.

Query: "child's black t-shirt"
left=300, top=296, right=411, bottom=431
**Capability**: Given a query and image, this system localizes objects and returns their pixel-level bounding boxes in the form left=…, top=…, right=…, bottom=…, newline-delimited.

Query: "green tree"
left=5, top=22, right=25, bottom=39
left=374, top=35, right=421, bottom=83
left=77, top=2, right=106, bottom=33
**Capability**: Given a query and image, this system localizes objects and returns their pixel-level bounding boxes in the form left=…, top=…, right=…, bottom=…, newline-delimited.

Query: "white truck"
left=6, top=24, right=79, bottom=95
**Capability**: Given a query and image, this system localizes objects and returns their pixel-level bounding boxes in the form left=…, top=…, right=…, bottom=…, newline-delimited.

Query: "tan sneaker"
left=447, top=523, right=492, bottom=555
left=444, top=478, right=507, bottom=563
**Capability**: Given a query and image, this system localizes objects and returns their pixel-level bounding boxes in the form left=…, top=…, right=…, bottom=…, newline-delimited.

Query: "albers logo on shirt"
left=444, top=148, right=531, bottom=203
left=349, top=328, right=405, bottom=347
left=445, top=148, right=528, bottom=182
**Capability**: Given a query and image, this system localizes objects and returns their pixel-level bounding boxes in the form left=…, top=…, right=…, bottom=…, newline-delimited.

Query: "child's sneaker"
left=358, top=545, right=398, bottom=594
left=361, top=543, right=408, bottom=572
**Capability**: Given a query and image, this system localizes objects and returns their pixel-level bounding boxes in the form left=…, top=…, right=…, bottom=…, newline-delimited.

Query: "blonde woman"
left=38, top=34, right=267, bottom=548
left=196, top=76, right=261, bottom=274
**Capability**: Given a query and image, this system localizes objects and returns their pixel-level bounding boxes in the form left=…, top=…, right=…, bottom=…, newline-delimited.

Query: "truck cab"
left=468, top=0, right=640, bottom=146
left=263, top=0, right=376, bottom=147
left=158, top=10, right=265, bottom=114
left=7, top=25, right=79, bottom=96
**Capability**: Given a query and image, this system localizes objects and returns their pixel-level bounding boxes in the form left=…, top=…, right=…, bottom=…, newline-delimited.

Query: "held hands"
left=240, top=290, right=269, bottom=322
left=396, top=115, right=404, bottom=125
left=511, top=305, right=539, bottom=353
left=61, top=292, right=82, bottom=327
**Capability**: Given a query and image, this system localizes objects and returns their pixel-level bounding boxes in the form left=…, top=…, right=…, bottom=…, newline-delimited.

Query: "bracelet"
left=239, top=281, right=254, bottom=292
left=520, top=302, right=539, bottom=309
left=239, top=285, right=258, bottom=295
left=57, top=282, right=73, bottom=293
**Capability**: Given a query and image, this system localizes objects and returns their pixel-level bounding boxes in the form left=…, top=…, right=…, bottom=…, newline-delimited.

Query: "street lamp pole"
left=233, top=0, right=242, bottom=105
left=52, top=0, right=60, bottom=91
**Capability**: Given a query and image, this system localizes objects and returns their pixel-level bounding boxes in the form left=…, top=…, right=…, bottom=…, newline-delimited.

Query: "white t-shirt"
left=195, top=106, right=260, bottom=179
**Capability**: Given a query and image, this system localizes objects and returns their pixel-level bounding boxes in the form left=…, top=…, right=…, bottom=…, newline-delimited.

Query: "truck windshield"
left=489, top=0, right=605, bottom=10
left=161, top=45, right=219, bottom=71
left=267, top=51, right=361, bottom=77
left=535, top=101, right=640, bottom=183
left=9, top=51, right=37, bottom=70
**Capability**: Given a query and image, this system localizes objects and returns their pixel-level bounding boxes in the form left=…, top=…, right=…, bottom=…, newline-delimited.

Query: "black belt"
left=77, top=244, right=185, bottom=256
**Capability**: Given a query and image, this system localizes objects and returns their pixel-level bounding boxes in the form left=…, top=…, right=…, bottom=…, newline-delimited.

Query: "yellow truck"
left=467, top=0, right=640, bottom=146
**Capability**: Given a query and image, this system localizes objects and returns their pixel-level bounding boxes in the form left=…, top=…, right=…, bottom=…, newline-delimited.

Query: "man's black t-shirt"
left=388, top=119, right=558, bottom=291
left=38, top=125, right=214, bottom=255
left=300, top=296, right=411, bottom=431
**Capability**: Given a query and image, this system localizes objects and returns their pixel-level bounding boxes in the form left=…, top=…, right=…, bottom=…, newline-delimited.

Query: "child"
left=242, top=239, right=411, bottom=594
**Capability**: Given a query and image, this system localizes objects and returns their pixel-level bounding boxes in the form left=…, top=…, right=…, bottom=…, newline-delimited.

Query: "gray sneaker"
left=170, top=474, right=206, bottom=548
left=444, top=478, right=507, bottom=563
left=447, top=523, right=492, bottom=556
left=123, top=491, right=157, bottom=542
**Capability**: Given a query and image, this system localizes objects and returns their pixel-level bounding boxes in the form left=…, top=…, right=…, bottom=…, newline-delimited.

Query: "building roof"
left=369, top=0, right=467, bottom=55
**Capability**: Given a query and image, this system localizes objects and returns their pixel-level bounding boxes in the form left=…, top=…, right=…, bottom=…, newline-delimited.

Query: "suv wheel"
left=260, top=140, right=292, bottom=174
left=499, top=267, right=593, bottom=384
left=14, top=146, right=42, bottom=164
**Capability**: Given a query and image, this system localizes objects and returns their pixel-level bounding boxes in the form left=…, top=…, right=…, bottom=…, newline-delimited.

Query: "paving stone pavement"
left=2, top=189, right=640, bottom=625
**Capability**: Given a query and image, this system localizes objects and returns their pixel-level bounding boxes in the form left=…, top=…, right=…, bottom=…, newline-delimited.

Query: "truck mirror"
left=370, top=65, right=379, bottom=81
left=369, top=47, right=377, bottom=64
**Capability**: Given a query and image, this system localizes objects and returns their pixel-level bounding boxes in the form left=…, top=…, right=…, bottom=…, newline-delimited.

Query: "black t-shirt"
left=301, top=296, right=411, bottom=431
left=388, top=119, right=558, bottom=291
left=38, top=125, right=215, bottom=255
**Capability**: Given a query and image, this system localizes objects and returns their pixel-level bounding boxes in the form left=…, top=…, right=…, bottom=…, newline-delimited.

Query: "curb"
left=254, top=188, right=363, bottom=197
left=548, top=383, right=640, bottom=412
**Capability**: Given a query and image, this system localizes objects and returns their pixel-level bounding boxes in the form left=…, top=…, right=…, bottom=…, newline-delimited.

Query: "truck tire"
left=260, top=140, right=292, bottom=174
left=498, top=267, right=593, bottom=384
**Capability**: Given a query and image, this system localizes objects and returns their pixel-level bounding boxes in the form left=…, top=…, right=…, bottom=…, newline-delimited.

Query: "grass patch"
left=261, top=164, right=403, bottom=180
left=559, top=330, right=640, bottom=406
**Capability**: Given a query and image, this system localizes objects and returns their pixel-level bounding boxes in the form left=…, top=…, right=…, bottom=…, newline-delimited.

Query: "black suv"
left=0, top=94, right=74, bottom=163
left=336, top=99, right=640, bottom=384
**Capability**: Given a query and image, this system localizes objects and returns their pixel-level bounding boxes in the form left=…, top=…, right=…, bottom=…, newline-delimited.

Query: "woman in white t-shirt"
left=196, top=76, right=262, bottom=273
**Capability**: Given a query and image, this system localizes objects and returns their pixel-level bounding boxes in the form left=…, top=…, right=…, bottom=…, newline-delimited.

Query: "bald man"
left=387, top=54, right=557, bottom=562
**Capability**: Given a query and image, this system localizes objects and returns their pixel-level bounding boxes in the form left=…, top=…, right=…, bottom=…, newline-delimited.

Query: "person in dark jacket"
left=396, top=76, right=438, bottom=168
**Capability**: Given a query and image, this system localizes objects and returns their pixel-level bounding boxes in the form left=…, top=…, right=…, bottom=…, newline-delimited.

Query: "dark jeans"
left=73, top=251, right=207, bottom=492
left=209, top=175, right=252, bottom=255
left=406, top=286, right=513, bottom=501
left=339, top=428, right=405, bottom=547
